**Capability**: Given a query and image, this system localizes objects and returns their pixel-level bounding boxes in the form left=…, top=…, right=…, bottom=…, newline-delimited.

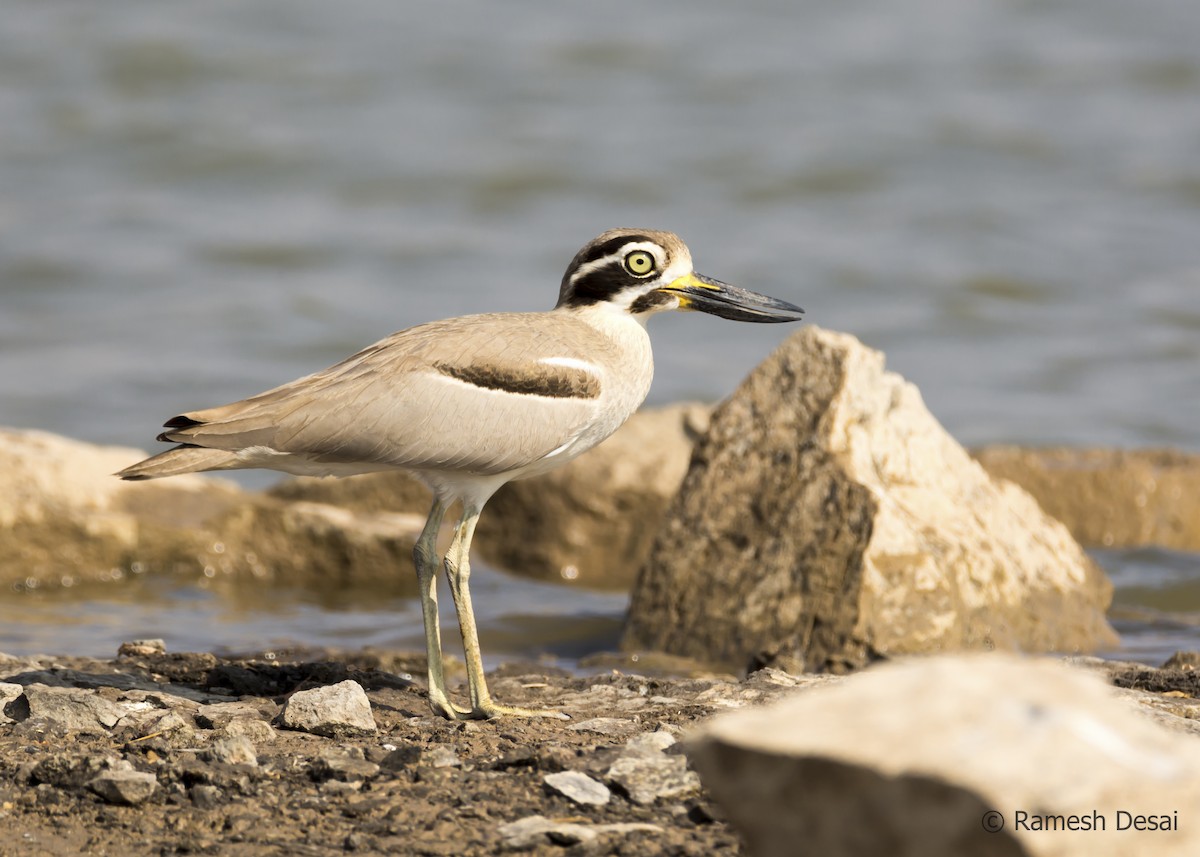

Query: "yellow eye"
left=624, top=250, right=656, bottom=277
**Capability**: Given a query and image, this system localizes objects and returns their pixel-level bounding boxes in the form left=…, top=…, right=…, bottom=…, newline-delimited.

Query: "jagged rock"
left=278, top=680, right=376, bottom=737
left=544, top=770, right=611, bottom=806
left=0, top=682, right=23, bottom=723
left=607, top=754, right=699, bottom=805
left=88, top=768, right=158, bottom=806
left=215, top=716, right=277, bottom=744
left=624, top=327, right=1117, bottom=673
left=688, top=654, right=1200, bottom=857
left=204, top=735, right=258, bottom=767
left=974, top=446, right=1200, bottom=550
left=15, top=684, right=133, bottom=733
left=195, top=700, right=276, bottom=729
left=606, top=731, right=699, bottom=805
left=119, top=708, right=195, bottom=745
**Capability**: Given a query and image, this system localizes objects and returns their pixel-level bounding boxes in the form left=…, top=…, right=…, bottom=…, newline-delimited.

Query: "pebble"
left=311, top=748, right=380, bottom=782
left=423, top=746, right=460, bottom=768
left=117, top=639, right=166, bottom=657
left=567, top=717, right=635, bottom=735
left=0, top=682, right=23, bottom=723
left=624, top=731, right=677, bottom=756
left=278, top=680, right=376, bottom=737
left=498, top=815, right=661, bottom=850
left=216, top=716, right=276, bottom=744
left=196, top=700, right=276, bottom=729
left=204, top=735, right=258, bottom=767
left=543, top=770, right=611, bottom=806
left=88, top=769, right=158, bottom=806
left=125, top=709, right=194, bottom=742
left=607, top=754, right=699, bottom=806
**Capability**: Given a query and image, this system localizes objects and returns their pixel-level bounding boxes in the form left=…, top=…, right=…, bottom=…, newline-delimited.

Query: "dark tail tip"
left=163, top=415, right=203, bottom=429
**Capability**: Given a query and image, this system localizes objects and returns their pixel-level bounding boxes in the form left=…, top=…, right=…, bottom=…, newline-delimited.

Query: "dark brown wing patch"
left=434, top=361, right=601, bottom=400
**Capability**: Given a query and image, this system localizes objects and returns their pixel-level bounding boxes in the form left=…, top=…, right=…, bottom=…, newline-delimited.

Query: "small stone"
left=567, top=717, right=635, bottom=735
left=20, top=684, right=130, bottom=733
left=311, top=748, right=380, bottom=782
left=1163, top=651, right=1200, bottom=671
left=216, top=716, right=276, bottom=744
left=117, top=639, right=166, bottom=657
left=204, top=736, right=257, bottom=767
left=0, top=682, right=23, bottom=723
left=190, top=783, right=223, bottom=809
left=123, top=708, right=194, bottom=743
left=379, top=745, right=422, bottom=771
left=544, top=771, right=610, bottom=806
left=196, top=700, right=276, bottom=729
left=624, top=731, right=677, bottom=756
left=278, top=680, right=376, bottom=738
left=424, top=746, right=459, bottom=768
left=498, top=815, right=598, bottom=849
left=497, top=815, right=662, bottom=851
left=607, top=754, right=700, bottom=806
left=489, top=747, right=536, bottom=770
left=88, top=769, right=158, bottom=806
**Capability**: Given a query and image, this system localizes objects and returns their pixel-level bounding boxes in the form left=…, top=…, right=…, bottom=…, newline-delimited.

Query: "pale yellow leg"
left=412, top=498, right=469, bottom=719
left=443, top=504, right=568, bottom=720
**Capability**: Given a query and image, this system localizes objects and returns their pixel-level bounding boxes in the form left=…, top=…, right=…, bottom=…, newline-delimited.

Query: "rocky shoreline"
left=1, top=645, right=1198, bottom=855
left=2, top=325, right=1198, bottom=854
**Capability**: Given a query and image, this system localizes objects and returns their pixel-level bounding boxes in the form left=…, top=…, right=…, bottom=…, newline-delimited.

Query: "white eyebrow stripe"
left=568, top=252, right=624, bottom=284
left=540, top=356, right=601, bottom=375
left=567, top=241, right=668, bottom=285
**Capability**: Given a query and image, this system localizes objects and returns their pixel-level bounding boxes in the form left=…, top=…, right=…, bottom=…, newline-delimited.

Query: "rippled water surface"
left=2, top=0, right=1197, bottom=664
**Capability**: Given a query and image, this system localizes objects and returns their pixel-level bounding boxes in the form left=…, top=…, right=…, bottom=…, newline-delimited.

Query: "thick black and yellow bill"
left=655, top=272, right=805, bottom=323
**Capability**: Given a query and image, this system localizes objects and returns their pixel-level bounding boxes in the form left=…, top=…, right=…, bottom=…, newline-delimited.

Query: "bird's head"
left=555, top=228, right=805, bottom=323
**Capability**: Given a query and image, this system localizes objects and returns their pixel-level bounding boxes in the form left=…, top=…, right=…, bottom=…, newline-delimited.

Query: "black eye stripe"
left=561, top=260, right=637, bottom=306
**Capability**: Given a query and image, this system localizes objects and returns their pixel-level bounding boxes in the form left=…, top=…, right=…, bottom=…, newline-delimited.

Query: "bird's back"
left=121, top=308, right=654, bottom=481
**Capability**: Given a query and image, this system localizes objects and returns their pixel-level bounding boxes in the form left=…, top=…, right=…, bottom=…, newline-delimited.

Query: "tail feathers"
left=116, top=445, right=241, bottom=481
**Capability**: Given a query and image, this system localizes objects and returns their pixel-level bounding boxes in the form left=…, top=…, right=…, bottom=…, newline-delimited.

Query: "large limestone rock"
left=0, top=429, right=240, bottom=587
left=0, top=428, right=424, bottom=592
left=688, top=655, right=1200, bottom=857
left=974, top=446, right=1200, bottom=551
left=623, top=327, right=1116, bottom=672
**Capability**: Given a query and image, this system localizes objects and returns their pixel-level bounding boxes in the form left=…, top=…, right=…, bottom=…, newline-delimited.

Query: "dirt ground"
left=0, top=647, right=812, bottom=857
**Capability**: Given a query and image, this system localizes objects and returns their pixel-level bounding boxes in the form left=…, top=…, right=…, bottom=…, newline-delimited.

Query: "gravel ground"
left=0, top=646, right=816, bottom=856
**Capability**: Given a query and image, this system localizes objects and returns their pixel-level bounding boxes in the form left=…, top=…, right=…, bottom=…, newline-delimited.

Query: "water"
left=1, top=0, right=1197, bottom=665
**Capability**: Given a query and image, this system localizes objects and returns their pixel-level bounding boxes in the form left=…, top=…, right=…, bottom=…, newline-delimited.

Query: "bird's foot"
left=427, top=691, right=473, bottom=721
left=456, top=701, right=571, bottom=721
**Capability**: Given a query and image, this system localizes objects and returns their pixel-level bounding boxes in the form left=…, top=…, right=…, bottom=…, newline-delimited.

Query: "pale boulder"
left=687, top=655, right=1200, bottom=857
left=0, top=428, right=239, bottom=587
left=624, top=327, right=1116, bottom=672
left=974, top=446, right=1200, bottom=551
left=0, top=427, right=424, bottom=591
